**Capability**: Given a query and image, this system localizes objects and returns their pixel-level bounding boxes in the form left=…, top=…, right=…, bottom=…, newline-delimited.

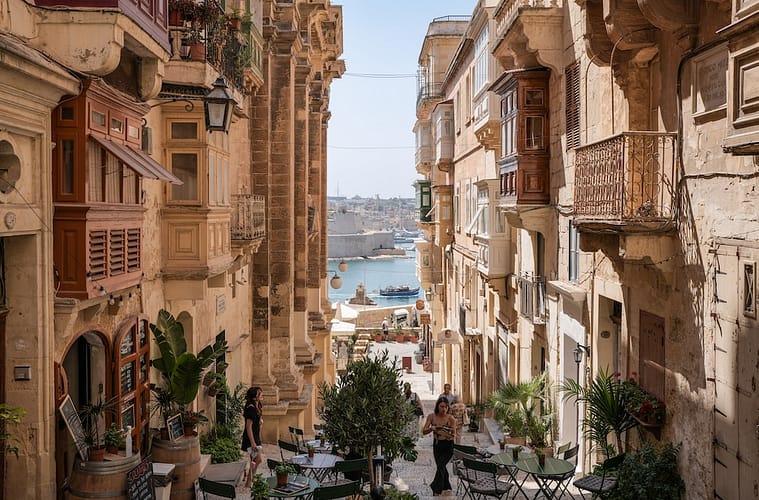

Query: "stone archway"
left=55, top=331, right=109, bottom=499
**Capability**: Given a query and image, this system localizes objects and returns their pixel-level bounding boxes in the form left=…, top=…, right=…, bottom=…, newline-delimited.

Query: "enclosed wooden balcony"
left=573, top=132, right=677, bottom=233
left=231, top=194, right=266, bottom=241
left=415, top=120, right=433, bottom=175
left=416, top=240, right=442, bottom=288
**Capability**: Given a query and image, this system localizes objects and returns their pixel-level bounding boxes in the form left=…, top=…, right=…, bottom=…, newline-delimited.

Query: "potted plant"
left=0, top=403, right=25, bottom=458
left=273, top=462, right=297, bottom=486
left=490, top=374, right=546, bottom=444
left=612, top=442, right=685, bottom=499
left=78, top=396, right=117, bottom=461
left=207, top=373, right=226, bottom=397
left=181, top=408, right=207, bottom=436
left=466, top=401, right=487, bottom=432
left=306, top=443, right=315, bottom=458
left=561, top=369, right=638, bottom=458
left=150, top=309, right=226, bottom=441
left=318, top=350, right=418, bottom=493
left=526, top=412, right=553, bottom=456
left=250, top=473, right=271, bottom=499
left=104, top=423, right=126, bottom=454
left=622, top=374, right=667, bottom=427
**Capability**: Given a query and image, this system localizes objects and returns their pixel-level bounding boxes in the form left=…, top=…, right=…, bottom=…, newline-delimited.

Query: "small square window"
left=171, top=122, right=198, bottom=139
left=525, top=89, right=544, bottom=106
left=91, top=110, right=106, bottom=127
left=111, top=118, right=123, bottom=133
left=61, top=107, right=74, bottom=120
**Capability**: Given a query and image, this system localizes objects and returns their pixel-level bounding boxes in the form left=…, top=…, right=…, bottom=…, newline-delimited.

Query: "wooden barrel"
left=152, top=436, right=200, bottom=499
left=67, top=453, right=141, bottom=499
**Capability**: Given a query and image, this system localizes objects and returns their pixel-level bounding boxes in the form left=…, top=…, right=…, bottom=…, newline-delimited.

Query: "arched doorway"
left=55, top=331, right=109, bottom=499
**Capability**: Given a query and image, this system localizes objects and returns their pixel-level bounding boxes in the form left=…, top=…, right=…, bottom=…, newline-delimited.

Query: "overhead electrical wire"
left=343, top=72, right=416, bottom=79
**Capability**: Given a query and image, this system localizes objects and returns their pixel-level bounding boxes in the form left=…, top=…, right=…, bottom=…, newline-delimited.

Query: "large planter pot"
left=505, top=436, right=527, bottom=446
left=152, top=436, right=200, bottom=500
left=68, top=452, right=141, bottom=500
left=188, top=43, right=205, bottom=62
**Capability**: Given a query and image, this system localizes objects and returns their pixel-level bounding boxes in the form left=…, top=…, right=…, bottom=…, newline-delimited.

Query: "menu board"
left=166, top=413, right=184, bottom=441
left=58, top=395, right=88, bottom=461
left=126, top=456, right=155, bottom=500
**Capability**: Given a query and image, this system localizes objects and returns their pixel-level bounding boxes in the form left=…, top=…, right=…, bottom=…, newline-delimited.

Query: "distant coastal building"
left=328, top=208, right=395, bottom=257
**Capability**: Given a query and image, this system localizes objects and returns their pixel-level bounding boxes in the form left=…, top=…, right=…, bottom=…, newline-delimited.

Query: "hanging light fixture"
left=338, top=259, right=348, bottom=273
left=329, top=271, right=343, bottom=289
left=573, top=343, right=591, bottom=364
left=203, top=76, right=236, bottom=133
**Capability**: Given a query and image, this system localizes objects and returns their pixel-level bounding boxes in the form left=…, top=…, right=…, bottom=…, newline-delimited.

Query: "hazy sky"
left=327, top=0, right=475, bottom=199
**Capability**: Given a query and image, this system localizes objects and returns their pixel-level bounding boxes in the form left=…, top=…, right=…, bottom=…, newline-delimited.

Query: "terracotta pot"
left=89, top=447, right=106, bottom=462
left=227, top=17, right=242, bottom=30
left=307, top=449, right=315, bottom=458
left=276, top=472, right=288, bottom=487
left=538, top=454, right=546, bottom=467
left=183, top=425, right=195, bottom=437
left=106, top=446, right=119, bottom=455
left=188, top=43, right=205, bottom=62
left=505, top=436, right=527, bottom=446
left=499, top=441, right=505, bottom=450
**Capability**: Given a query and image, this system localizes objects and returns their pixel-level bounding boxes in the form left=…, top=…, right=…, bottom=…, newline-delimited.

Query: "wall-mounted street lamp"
left=204, top=76, right=236, bottom=133
left=328, top=271, right=343, bottom=289
left=573, top=343, right=591, bottom=364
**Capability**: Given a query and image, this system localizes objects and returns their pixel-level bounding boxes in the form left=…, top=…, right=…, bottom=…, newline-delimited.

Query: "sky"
left=326, top=0, right=475, bottom=200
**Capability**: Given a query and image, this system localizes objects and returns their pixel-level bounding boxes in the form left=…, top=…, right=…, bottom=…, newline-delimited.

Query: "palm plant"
left=561, top=369, right=638, bottom=458
left=150, top=309, right=226, bottom=429
left=489, top=374, right=547, bottom=440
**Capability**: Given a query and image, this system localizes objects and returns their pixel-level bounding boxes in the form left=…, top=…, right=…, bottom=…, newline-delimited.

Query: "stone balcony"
left=492, top=0, right=564, bottom=71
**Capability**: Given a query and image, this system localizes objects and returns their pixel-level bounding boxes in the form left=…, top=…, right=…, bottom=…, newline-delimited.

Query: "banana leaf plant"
left=150, top=309, right=227, bottom=427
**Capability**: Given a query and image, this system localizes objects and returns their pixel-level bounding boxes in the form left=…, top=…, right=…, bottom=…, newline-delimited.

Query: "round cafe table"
left=291, top=453, right=343, bottom=482
left=514, top=455, right=575, bottom=499
left=266, top=474, right=319, bottom=498
left=305, top=438, right=333, bottom=453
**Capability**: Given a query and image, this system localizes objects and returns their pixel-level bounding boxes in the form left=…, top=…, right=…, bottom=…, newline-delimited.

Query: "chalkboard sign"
left=126, top=455, right=155, bottom=500
left=166, top=413, right=183, bottom=441
left=58, top=395, right=88, bottom=461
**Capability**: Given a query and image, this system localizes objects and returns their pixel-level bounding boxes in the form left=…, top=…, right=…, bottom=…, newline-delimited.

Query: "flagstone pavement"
left=256, top=340, right=583, bottom=499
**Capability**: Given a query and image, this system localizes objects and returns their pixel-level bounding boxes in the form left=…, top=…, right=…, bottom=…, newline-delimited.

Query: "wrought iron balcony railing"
left=519, top=274, right=546, bottom=324
left=417, top=81, right=445, bottom=108
left=496, top=0, right=564, bottom=37
left=574, top=132, right=677, bottom=225
left=231, top=194, right=265, bottom=240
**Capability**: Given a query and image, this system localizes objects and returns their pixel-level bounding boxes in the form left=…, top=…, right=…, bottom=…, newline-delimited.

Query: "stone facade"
left=0, top=0, right=342, bottom=498
left=415, top=1, right=759, bottom=498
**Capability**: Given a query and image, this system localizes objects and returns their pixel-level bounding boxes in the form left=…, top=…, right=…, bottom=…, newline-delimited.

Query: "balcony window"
left=525, top=116, right=544, bottom=150
left=501, top=91, right=516, bottom=157
left=171, top=153, right=199, bottom=201
left=171, top=122, right=198, bottom=140
left=473, top=26, right=489, bottom=94
left=569, top=221, right=579, bottom=282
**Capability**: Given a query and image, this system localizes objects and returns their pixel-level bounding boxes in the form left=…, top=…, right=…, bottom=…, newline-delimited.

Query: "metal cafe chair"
left=543, top=444, right=580, bottom=499
left=462, top=457, right=514, bottom=500
left=278, top=439, right=300, bottom=461
left=312, top=480, right=361, bottom=500
left=289, top=426, right=308, bottom=453
left=452, top=445, right=482, bottom=498
left=198, top=477, right=236, bottom=499
left=573, top=453, right=625, bottom=499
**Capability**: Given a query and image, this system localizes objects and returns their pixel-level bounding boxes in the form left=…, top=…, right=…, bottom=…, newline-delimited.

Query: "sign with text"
left=58, top=395, right=88, bottom=461
left=127, top=456, right=155, bottom=500
left=166, top=414, right=184, bottom=441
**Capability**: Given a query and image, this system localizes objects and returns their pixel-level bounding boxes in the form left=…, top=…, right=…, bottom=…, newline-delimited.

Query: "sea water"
left=328, top=256, right=421, bottom=307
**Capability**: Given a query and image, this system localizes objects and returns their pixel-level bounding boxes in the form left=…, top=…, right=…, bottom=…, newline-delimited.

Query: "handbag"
left=414, top=405, right=424, bottom=416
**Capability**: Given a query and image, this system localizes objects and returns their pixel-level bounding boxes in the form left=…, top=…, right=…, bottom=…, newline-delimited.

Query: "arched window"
left=113, top=317, right=150, bottom=451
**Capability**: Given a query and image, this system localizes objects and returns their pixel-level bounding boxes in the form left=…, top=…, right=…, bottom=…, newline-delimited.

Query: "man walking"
left=438, top=383, right=455, bottom=405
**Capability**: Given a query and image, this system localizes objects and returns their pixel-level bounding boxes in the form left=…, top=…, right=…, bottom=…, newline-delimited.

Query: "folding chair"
left=462, top=457, right=514, bottom=500
left=555, top=441, right=571, bottom=457
left=321, top=458, right=368, bottom=489
left=452, top=444, right=482, bottom=498
left=198, top=477, right=236, bottom=499
left=312, top=480, right=361, bottom=500
left=278, top=439, right=300, bottom=461
left=289, top=426, right=307, bottom=453
left=543, top=444, right=580, bottom=499
left=573, top=454, right=625, bottom=499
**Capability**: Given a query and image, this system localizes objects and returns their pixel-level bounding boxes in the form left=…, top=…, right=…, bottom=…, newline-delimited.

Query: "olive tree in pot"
left=150, top=309, right=226, bottom=438
left=318, top=350, right=418, bottom=493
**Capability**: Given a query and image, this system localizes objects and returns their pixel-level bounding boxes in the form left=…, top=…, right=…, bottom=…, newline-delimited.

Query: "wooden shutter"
left=639, top=310, right=665, bottom=401
left=89, top=230, right=107, bottom=280
left=565, top=62, right=581, bottom=150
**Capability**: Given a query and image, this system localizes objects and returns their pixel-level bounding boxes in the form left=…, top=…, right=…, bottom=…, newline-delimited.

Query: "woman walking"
left=422, top=397, right=457, bottom=495
left=403, top=382, right=423, bottom=440
left=242, top=386, right=264, bottom=485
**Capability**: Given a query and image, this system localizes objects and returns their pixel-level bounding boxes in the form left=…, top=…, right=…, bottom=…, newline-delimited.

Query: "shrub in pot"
left=104, top=423, right=126, bottom=454
left=608, top=442, right=685, bottom=500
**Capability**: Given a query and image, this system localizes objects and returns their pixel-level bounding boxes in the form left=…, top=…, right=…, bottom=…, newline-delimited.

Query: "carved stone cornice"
left=492, top=7, right=563, bottom=72
left=581, top=0, right=613, bottom=64
left=474, top=119, right=501, bottom=151
left=603, top=0, right=656, bottom=52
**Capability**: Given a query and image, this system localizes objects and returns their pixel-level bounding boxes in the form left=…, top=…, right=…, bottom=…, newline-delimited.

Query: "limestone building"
left=0, top=0, right=342, bottom=498
left=416, top=1, right=759, bottom=497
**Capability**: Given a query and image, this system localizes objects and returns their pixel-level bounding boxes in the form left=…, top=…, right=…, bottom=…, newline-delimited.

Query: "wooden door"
left=639, top=310, right=665, bottom=401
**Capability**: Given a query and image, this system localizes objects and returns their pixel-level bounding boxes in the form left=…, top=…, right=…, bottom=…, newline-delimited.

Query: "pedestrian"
left=423, top=397, right=457, bottom=496
left=381, top=317, right=389, bottom=337
left=403, top=382, right=423, bottom=440
left=242, top=386, right=264, bottom=486
left=450, top=395, right=467, bottom=444
left=438, top=383, right=455, bottom=405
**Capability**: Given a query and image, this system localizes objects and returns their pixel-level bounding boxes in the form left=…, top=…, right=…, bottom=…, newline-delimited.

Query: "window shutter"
left=565, top=62, right=581, bottom=150
left=110, top=229, right=125, bottom=275
left=89, top=230, right=107, bottom=280
left=127, top=228, right=140, bottom=273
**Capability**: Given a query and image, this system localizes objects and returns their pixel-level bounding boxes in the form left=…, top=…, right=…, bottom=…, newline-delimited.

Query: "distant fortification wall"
left=328, top=232, right=394, bottom=257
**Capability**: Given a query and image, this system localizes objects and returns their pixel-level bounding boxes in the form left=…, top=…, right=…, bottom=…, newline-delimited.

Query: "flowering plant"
left=622, top=373, right=666, bottom=425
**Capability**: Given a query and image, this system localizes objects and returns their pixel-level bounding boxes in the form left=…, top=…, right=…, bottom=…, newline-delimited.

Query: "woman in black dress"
left=242, top=386, right=264, bottom=484
left=422, top=397, right=457, bottom=495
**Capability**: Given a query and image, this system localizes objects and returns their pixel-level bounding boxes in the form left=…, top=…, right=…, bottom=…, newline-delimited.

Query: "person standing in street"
left=450, top=395, right=467, bottom=444
left=381, top=317, right=389, bottom=337
left=242, top=386, right=264, bottom=486
left=423, top=397, right=457, bottom=496
left=438, top=383, right=455, bottom=405
left=403, top=382, right=423, bottom=440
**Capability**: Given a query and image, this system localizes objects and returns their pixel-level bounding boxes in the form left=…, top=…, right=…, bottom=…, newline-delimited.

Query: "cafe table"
left=514, top=455, right=575, bottom=500
left=266, top=474, right=319, bottom=498
left=291, top=453, right=343, bottom=482
left=305, top=438, right=333, bottom=454
left=490, top=451, right=535, bottom=499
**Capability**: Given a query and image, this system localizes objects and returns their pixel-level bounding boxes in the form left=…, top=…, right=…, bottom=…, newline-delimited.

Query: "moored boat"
left=379, top=285, right=420, bottom=297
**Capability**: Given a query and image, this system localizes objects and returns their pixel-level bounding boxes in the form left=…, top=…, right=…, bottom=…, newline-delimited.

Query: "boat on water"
left=379, top=285, right=420, bottom=297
